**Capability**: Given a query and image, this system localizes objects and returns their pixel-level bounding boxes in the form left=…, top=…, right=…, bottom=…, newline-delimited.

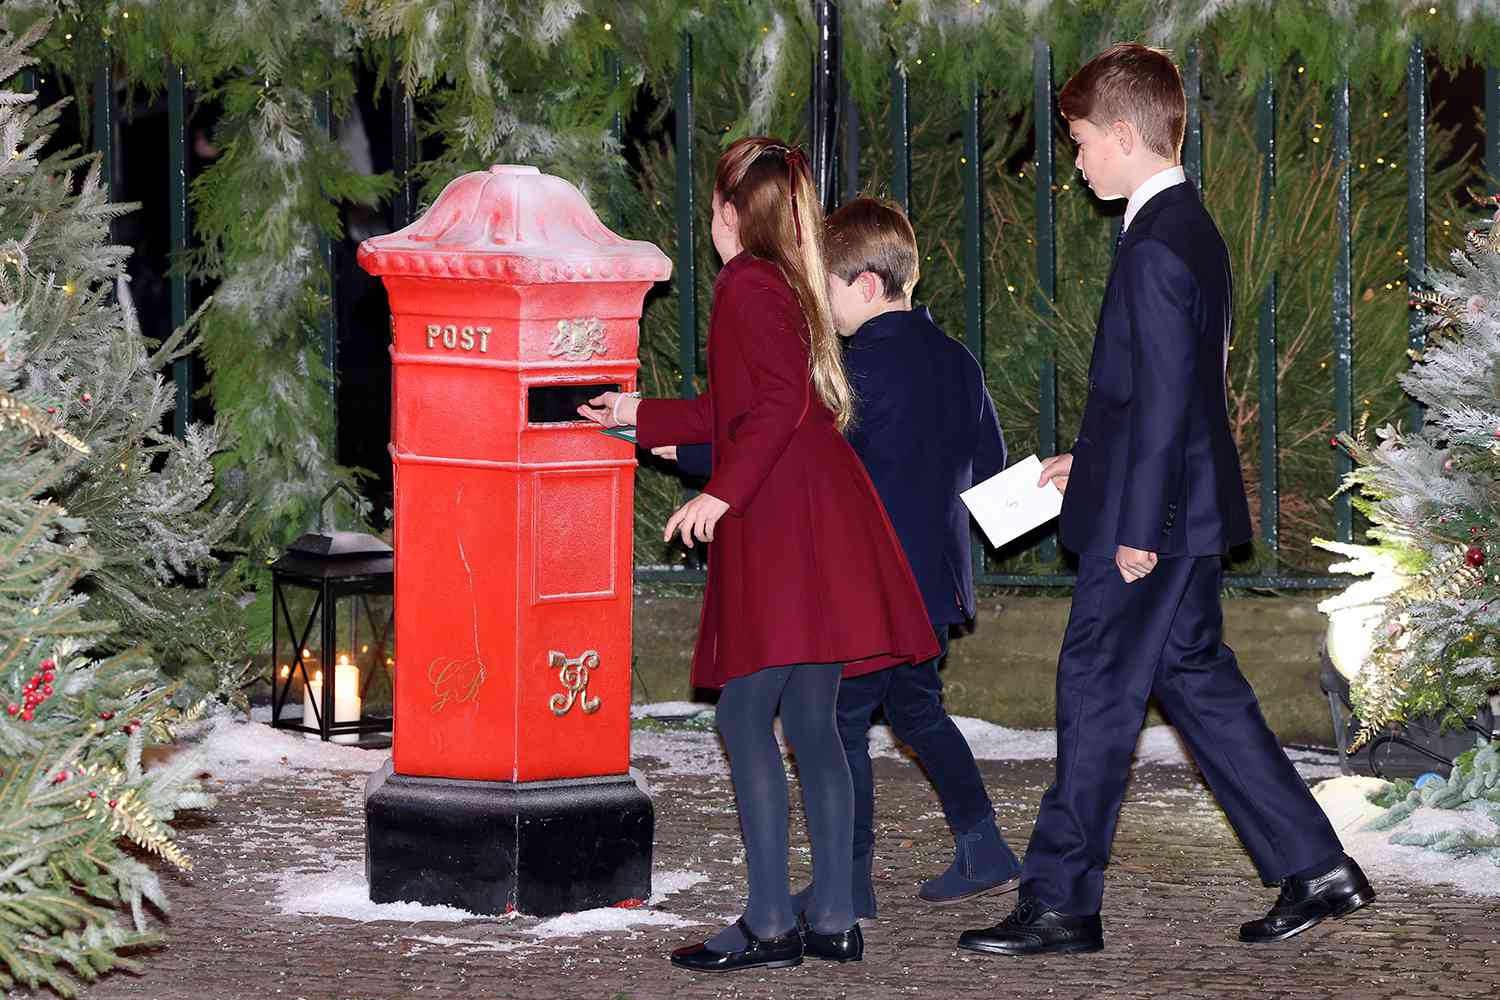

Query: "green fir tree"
left=0, top=288, right=210, bottom=998
left=1321, top=194, right=1500, bottom=743
left=1, top=23, right=247, bottom=697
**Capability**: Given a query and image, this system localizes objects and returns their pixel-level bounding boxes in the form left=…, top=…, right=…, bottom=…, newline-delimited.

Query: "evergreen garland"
left=3, top=0, right=1499, bottom=581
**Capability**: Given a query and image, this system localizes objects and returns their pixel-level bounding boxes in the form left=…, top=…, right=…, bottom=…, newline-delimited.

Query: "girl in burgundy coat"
left=580, top=137, right=937, bottom=973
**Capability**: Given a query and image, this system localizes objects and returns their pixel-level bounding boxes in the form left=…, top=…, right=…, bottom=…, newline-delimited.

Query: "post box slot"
left=527, top=383, right=621, bottom=425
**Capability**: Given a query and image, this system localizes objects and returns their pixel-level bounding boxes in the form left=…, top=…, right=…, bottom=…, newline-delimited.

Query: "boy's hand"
left=664, top=492, right=730, bottom=547
left=1115, top=545, right=1158, bottom=583
left=651, top=446, right=679, bottom=462
left=577, top=391, right=639, bottom=427
left=1038, top=453, right=1073, bottom=494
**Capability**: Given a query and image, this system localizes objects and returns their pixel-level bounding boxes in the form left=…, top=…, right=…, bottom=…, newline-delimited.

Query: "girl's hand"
left=577, top=391, right=639, bottom=427
left=651, top=446, right=679, bottom=462
left=664, top=492, right=730, bottom=547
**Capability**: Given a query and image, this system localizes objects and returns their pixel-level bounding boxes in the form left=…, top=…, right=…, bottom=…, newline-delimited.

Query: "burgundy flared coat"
left=636, top=252, right=941, bottom=690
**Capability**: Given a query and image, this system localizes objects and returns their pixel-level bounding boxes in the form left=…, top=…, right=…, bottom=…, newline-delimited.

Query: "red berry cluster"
left=7, top=659, right=57, bottom=722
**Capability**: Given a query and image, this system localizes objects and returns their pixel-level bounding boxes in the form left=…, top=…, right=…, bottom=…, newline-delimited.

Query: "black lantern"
left=270, top=485, right=394, bottom=746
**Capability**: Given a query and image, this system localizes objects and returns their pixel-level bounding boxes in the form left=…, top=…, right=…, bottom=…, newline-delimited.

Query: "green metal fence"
left=25, top=14, right=1493, bottom=594
left=635, top=25, right=1480, bottom=592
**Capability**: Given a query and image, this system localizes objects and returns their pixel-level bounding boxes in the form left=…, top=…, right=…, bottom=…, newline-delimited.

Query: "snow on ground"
left=273, top=863, right=483, bottom=923
left=631, top=725, right=730, bottom=778
left=870, top=716, right=1056, bottom=761
left=160, top=709, right=390, bottom=785
left=631, top=701, right=712, bottom=721
left=1313, top=775, right=1500, bottom=896
left=274, top=858, right=707, bottom=953
left=627, top=704, right=1338, bottom=780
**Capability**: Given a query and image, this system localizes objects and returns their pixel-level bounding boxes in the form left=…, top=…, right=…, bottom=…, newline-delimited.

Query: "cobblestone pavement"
left=86, top=734, right=1499, bottom=1000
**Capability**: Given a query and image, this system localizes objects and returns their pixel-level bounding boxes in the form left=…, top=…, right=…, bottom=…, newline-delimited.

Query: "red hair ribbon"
left=782, top=145, right=810, bottom=245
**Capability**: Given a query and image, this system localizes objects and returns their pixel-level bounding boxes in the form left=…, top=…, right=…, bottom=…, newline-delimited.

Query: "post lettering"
left=422, top=322, right=493, bottom=355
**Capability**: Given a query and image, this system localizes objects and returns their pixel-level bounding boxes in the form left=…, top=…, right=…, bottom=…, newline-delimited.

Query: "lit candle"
left=332, top=654, right=363, bottom=745
left=302, top=669, right=323, bottom=732
left=301, top=656, right=362, bottom=743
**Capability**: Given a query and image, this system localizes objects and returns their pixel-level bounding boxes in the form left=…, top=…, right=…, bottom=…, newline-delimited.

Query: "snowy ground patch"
left=629, top=706, right=1334, bottom=780
left=160, top=709, right=390, bottom=786
left=869, top=717, right=1055, bottom=761
left=631, top=701, right=713, bottom=722
left=1313, top=775, right=1500, bottom=896
left=273, top=858, right=707, bottom=954
left=274, top=862, right=483, bottom=923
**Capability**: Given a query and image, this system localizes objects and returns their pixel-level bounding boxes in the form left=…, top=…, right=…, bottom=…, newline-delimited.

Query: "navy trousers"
left=837, top=627, right=999, bottom=862
left=1021, top=555, right=1343, bottom=915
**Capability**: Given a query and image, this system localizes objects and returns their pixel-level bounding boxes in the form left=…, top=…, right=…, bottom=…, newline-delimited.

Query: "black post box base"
left=364, top=759, right=654, bottom=917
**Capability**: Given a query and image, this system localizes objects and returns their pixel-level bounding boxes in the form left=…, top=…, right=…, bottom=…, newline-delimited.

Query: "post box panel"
left=515, top=465, right=635, bottom=781
left=520, top=314, right=642, bottom=366
left=390, top=364, right=522, bottom=465
left=516, top=624, right=633, bottom=780
left=381, top=282, right=647, bottom=364
left=531, top=469, right=619, bottom=603
left=391, top=461, right=521, bottom=780
left=515, top=492, right=635, bottom=781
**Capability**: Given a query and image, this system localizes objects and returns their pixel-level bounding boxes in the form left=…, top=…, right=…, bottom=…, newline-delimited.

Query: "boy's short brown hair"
left=824, top=198, right=919, bottom=301
left=1058, top=42, right=1185, bottom=160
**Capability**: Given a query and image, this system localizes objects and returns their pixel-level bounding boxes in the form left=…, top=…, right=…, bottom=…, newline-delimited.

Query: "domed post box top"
left=357, top=165, right=672, bottom=285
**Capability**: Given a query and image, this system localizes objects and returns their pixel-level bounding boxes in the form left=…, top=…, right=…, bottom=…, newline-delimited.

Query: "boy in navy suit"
left=958, top=43, right=1373, bottom=958
left=665, top=199, right=1022, bottom=915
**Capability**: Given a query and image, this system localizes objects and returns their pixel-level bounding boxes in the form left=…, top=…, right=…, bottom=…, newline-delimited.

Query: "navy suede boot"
left=918, top=814, right=1022, bottom=904
left=792, top=847, right=878, bottom=921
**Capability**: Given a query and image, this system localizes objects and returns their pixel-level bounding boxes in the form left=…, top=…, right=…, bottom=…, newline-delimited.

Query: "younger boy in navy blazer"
left=666, top=199, right=1022, bottom=914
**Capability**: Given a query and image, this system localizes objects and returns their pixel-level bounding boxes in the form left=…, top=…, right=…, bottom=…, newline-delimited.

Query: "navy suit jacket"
left=1059, top=181, right=1253, bottom=558
left=677, top=306, right=1005, bottom=624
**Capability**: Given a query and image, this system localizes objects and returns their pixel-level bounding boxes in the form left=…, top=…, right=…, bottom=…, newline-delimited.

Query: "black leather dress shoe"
left=1240, top=855, right=1375, bottom=943
left=797, top=912, right=864, bottom=963
left=669, top=918, right=803, bottom=973
left=957, top=896, right=1104, bottom=956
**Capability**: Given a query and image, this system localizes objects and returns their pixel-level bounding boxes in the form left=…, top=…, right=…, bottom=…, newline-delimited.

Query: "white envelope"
left=960, top=454, right=1064, bottom=549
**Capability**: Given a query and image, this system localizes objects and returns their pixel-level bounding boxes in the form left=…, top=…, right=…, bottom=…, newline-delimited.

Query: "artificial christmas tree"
left=1318, top=193, right=1500, bottom=752
left=0, top=302, right=210, bottom=996
left=0, top=26, right=237, bottom=996
left=1, top=23, right=246, bottom=697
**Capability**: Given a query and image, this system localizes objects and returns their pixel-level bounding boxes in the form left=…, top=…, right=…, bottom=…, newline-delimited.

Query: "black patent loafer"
left=669, top=917, right=803, bottom=973
left=1240, top=855, right=1376, bottom=944
left=957, top=895, right=1104, bottom=956
left=797, top=912, right=864, bottom=963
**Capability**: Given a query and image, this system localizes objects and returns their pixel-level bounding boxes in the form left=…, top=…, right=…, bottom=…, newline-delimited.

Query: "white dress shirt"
left=1121, top=165, right=1187, bottom=234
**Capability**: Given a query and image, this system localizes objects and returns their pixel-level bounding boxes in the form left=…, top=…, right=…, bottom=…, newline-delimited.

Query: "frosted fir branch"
left=745, top=12, right=789, bottom=134
left=531, top=0, right=583, bottom=46
left=251, top=88, right=309, bottom=167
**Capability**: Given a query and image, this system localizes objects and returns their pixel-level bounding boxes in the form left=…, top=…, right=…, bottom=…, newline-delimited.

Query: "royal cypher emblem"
left=546, top=318, right=607, bottom=361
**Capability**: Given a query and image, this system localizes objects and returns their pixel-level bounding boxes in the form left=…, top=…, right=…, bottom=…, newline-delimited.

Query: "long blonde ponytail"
left=715, top=137, right=855, bottom=431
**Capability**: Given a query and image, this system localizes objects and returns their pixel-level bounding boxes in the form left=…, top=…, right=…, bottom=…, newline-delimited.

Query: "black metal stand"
left=364, top=760, right=653, bottom=917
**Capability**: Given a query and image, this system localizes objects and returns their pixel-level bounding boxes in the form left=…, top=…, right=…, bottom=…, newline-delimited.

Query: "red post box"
left=357, top=165, right=670, bottom=917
